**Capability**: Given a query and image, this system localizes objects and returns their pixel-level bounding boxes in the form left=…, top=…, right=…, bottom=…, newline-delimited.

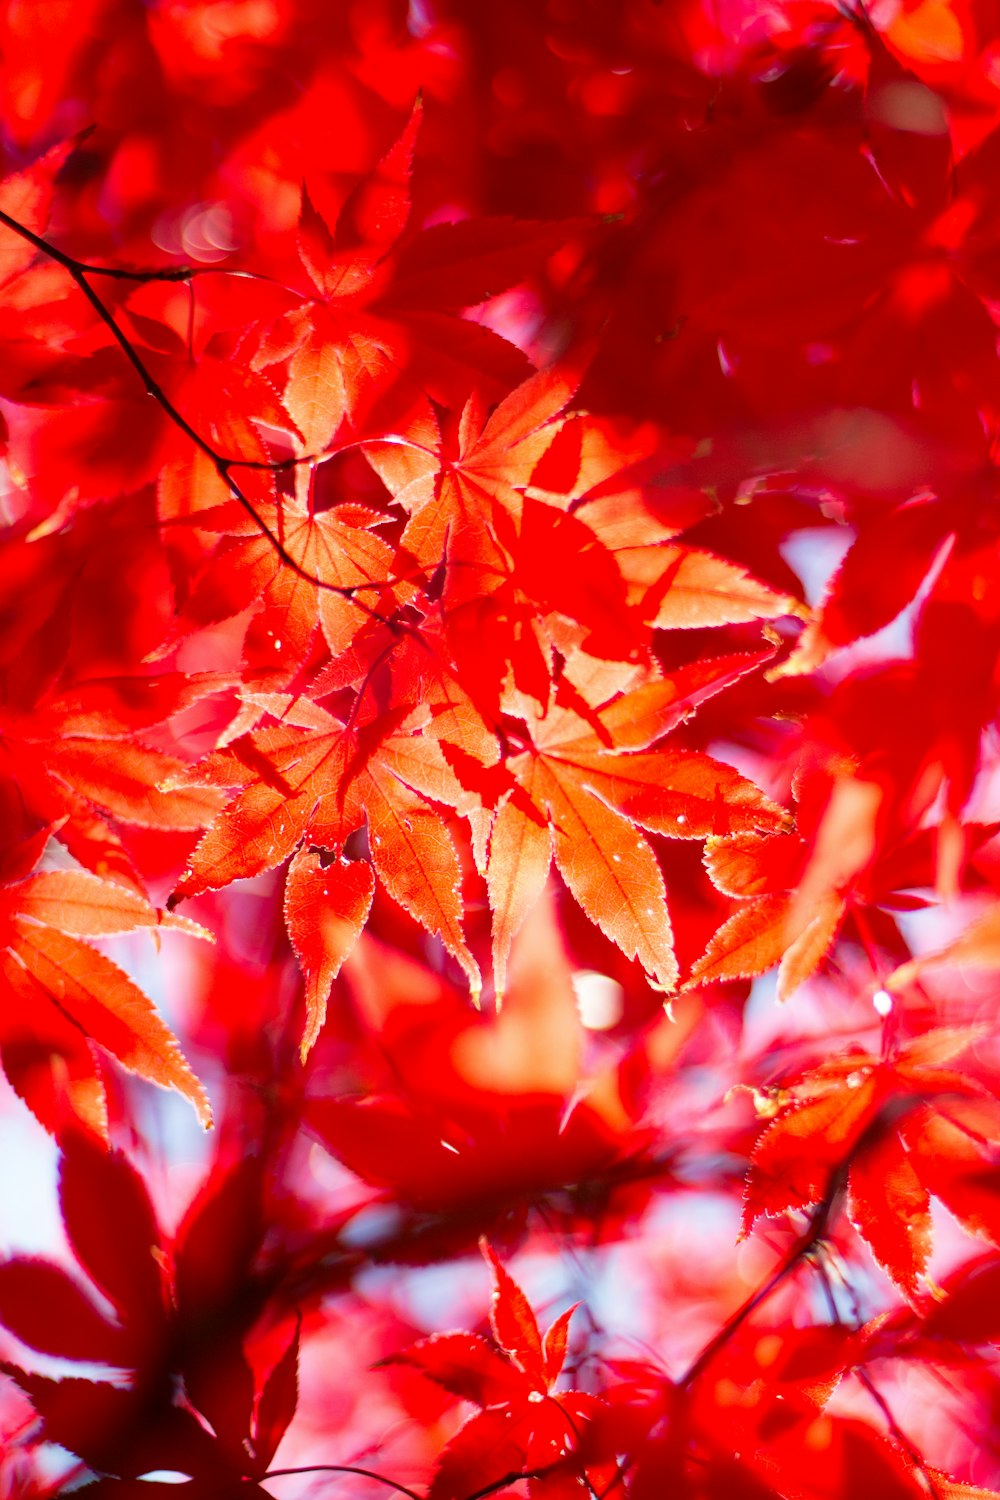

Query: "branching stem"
left=0, top=206, right=407, bottom=623
left=679, top=1184, right=837, bottom=1388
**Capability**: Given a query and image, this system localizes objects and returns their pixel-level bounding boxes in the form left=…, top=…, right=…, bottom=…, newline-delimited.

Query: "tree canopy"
left=2, top=2, right=1000, bottom=1497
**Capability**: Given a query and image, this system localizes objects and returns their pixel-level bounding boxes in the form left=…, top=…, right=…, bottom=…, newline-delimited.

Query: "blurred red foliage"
left=3, top=2, right=1000, bottom=1497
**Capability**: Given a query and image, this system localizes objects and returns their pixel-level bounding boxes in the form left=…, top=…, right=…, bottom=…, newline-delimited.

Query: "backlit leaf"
left=284, top=847, right=375, bottom=1058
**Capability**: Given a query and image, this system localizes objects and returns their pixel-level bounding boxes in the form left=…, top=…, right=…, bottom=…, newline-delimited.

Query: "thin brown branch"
left=679, top=1186, right=837, bottom=1388
left=262, top=1463, right=423, bottom=1500
left=261, top=1461, right=554, bottom=1500
left=0, top=206, right=407, bottom=625
left=812, top=1250, right=942, bottom=1500
left=460, top=1472, right=545, bottom=1500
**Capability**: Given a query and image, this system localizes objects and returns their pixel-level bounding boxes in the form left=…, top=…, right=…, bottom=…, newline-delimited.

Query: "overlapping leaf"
left=0, top=870, right=211, bottom=1135
left=0, top=1137, right=298, bottom=1486
left=0, top=669, right=228, bottom=894
left=265, top=110, right=583, bottom=453
left=172, top=698, right=480, bottom=1020
left=741, top=1029, right=1000, bottom=1298
left=476, top=657, right=787, bottom=995
left=389, top=1242, right=610, bottom=1500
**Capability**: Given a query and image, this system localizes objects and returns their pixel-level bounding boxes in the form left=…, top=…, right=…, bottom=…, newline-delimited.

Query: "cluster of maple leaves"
left=3, top=0, right=1000, bottom=1497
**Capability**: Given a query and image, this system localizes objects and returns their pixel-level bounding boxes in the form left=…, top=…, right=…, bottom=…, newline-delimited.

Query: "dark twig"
left=0, top=206, right=406, bottom=624
left=263, top=1464, right=423, bottom=1499
left=813, top=1248, right=942, bottom=1499
left=460, top=1472, right=546, bottom=1500
left=679, top=1181, right=839, bottom=1388
left=261, top=1462, right=553, bottom=1500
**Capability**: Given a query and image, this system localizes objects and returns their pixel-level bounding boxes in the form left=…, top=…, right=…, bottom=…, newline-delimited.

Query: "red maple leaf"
left=388, top=1241, right=614, bottom=1500
left=262, top=107, right=584, bottom=454
left=740, top=1027, right=1000, bottom=1299
left=172, top=696, right=480, bottom=1028
left=478, top=655, right=788, bottom=995
left=0, top=869, right=211, bottom=1136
